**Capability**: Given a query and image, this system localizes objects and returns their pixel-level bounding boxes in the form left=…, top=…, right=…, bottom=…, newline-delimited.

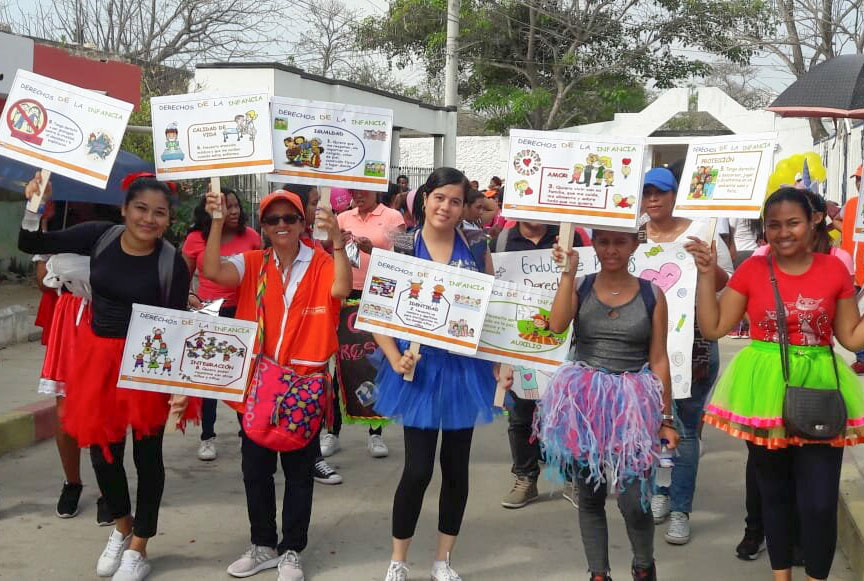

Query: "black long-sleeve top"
left=19, top=222, right=191, bottom=338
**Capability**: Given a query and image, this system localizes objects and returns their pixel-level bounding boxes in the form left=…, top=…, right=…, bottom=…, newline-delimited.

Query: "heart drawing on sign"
left=639, top=263, right=681, bottom=293
left=523, top=158, right=533, bottom=167
left=522, top=372, right=533, bottom=382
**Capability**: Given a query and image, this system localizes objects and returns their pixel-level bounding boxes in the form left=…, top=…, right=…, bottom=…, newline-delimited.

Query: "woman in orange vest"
left=201, top=189, right=351, bottom=581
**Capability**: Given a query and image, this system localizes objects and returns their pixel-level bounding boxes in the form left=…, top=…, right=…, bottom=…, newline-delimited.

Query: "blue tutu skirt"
left=374, top=339, right=496, bottom=430
left=534, top=361, right=663, bottom=503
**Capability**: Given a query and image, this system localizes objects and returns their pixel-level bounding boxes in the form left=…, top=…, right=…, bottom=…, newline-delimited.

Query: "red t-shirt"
left=182, top=227, right=262, bottom=306
left=728, top=253, right=854, bottom=346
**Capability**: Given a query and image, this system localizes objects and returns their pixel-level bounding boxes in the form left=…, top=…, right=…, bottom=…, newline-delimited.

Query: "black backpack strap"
left=638, top=278, right=658, bottom=320
left=157, top=240, right=176, bottom=306
left=92, top=225, right=125, bottom=260
left=576, top=274, right=596, bottom=312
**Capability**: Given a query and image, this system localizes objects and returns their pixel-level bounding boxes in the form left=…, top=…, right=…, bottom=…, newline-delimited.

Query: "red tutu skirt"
left=35, top=290, right=60, bottom=346
left=62, top=323, right=200, bottom=462
left=39, top=294, right=90, bottom=397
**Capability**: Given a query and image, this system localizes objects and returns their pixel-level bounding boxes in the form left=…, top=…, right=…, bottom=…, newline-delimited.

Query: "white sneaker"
left=385, top=560, right=409, bottom=581
left=368, top=434, right=389, bottom=458
left=96, top=529, right=132, bottom=577
left=561, top=480, right=579, bottom=509
left=665, top=511, right=691, bottom=545
left=320, top=433, right=340, bottom=457
left=277, top=550, right=304, bottom=581
left=112, top=550, right=151, bottom=581
left=198, top=437, right=217, bottom=461
left=651, top=493, right=670, bottom=524
left=226, top=544, right=280, bottom=578
left=313, top=459, right=343, bottom=485
left=431, top=554, right=462, bottom=581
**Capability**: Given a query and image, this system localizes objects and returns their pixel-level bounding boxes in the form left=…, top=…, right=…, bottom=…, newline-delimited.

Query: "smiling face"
left=641, top=185, right=675, bottom=222
left=424, top=184, right=465, bottom=230
left=261, top=200, right=304, bottom=251
left=764, top=200, right=813, bottom=258
left=352, top=189, right=378, bottom=213
left=121, top=189, right=171, bottom=244
left=592, top=229, right=638, bottom=272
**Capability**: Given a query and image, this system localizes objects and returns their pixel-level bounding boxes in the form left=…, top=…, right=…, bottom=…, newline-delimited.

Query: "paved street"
left=0, top=338, right=855, bottom=580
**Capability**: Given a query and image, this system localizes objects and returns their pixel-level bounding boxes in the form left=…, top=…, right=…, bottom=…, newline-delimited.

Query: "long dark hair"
left=804, top=190, right=832, bottom=255
left=412, top=167, right=471, bottom=227
left=191, top=188, right=247, bottom=238
left=763, top=187, right=818, bottom=250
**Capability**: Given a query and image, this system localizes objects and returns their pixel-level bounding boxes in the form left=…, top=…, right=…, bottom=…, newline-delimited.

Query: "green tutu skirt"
left=705, top=341, right=864, bottom=449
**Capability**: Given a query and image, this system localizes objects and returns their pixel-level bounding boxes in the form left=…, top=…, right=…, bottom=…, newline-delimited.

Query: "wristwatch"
left=662, top=413, right=675, bottom=422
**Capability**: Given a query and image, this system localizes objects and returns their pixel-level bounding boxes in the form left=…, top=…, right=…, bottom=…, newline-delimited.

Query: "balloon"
left=329, top=188, right=352, bottom=213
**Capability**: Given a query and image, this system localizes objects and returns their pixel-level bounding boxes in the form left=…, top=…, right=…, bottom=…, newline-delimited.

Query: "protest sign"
left=476, top=280, right=572, bottom=372
left=335, top=302, right=389, bottom=426
left=269, top=97, right=393, bottom=191
left=355, top=248, right=495, bottom=355
left=492, top=244, right=697, bottom=399
left=150, top=91, right=273, bottom=180
left=502, top=129, right=646, bottom=230
left=673, top=133, right=777, bottom=219
left=0, top=70, right=132, bottom=188
left=117, top=304, right=257, bottom=402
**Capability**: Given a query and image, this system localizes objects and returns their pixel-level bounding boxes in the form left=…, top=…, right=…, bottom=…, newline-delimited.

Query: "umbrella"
left=0, top=150, right=154, bottom=206
left=768, top=54, right=864, bottom=118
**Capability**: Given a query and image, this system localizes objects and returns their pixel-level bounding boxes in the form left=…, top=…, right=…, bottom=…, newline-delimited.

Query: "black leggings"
left=747, top=442, right=843, bottom=579
left=90, top=430, right=165, bottom=538
left=392, top=427, right=473, bottom=539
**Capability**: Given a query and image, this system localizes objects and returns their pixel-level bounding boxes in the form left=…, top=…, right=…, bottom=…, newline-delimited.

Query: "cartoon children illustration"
left=309, top=138, right=324, bottom=168
left=161, top=357, right=173, bottom=375
left=569, top=163, right=584, bottom=184
left=147, top=355, right=160, bottom=373
left=158, top=342, right=168, bottom=357
left=153, top=328, right=163, bottom=342
left=133, top=353, right=145, bottom=370
left=621, top=157, right=632, bottom=178
left=513, top=180, right=533, bottom=197
left=285, top=137, right=301, bottom=164
left=195, top=331, right=206, bottom=349
left=603, top=169, right=615, bottom=187
left=583, top=153, right=598, bottom=186
left=161, top=122, right=185, bottom=162
left=595, top=156, right=612, bottom=185
left=432, top=284, right=445, bottom=304
left=409, top=279, right=423, bottom=300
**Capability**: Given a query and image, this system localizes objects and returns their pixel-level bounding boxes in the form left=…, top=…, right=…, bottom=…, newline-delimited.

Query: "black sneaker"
left=312, top=460, right=343, bottom=485
left=589, top=574, right=612, bottom=581
left=96, top=496, right=115, bottom=527
left=56, top=481, right=83, bottom=518
left=735, top=530, right=766, bottom=561
left=632, top=562, right=656, bottom=580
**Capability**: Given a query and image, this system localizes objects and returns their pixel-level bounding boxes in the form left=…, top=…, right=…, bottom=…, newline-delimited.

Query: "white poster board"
left=492, top=244, right=697, bottom=399
left=853, top=182, right=864, bottom=242
left=0, top=70, right=133, bottom=188
left=268, top=97, right=393, bottom=191
left=502, top=129, right=646, bottom=230
left=355, top=248, right=494, bottom=355
left=150, top=91, right=273, bottom=180
left=117, top=304, right=257, bottom=402
left=476, top=280, right=572, bottom=372
left=673, top=133, right=777, bottom=219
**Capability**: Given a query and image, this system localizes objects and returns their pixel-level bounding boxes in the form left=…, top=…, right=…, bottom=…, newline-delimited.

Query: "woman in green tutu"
left=687, top=187, right=864, bottom=581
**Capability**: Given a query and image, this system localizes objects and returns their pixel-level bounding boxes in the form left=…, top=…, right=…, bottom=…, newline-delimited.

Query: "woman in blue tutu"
left=535, top=229, right=679, bottom=581
left=375, top=167, right=496, bottom=581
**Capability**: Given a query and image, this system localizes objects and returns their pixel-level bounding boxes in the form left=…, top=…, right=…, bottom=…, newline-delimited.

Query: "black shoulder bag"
left=768, top=257, right=846, bottom=440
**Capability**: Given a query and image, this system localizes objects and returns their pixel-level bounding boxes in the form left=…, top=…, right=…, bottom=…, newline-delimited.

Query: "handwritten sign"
left=150, top=91, right=273, bottom=180
left=117, top=304, right=257, bottom=402
left=492, top=244, right=697, bottom=399
left=268, top=97, right=393, bottom=191
left=335, top=302, right=389, bottom=425
left=355, top=249, right=494, bottom=354
left=502, top=129, right=646, bottom=230
left=0, top=70, right=133, bottom=188
left=673, top=133, right=776, bottom=219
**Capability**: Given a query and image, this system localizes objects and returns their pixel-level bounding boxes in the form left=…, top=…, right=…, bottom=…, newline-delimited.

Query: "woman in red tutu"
left=18, top=171, right=195, bottom=581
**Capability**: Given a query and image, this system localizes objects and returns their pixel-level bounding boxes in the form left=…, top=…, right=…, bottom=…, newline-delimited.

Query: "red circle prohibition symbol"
left=7, top=98, right=48, bottom=137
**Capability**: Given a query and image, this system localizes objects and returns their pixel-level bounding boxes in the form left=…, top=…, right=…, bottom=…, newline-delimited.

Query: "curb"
left=0, top=399, right=56, bottom=457
left=839, top=460, right=864, bottom=580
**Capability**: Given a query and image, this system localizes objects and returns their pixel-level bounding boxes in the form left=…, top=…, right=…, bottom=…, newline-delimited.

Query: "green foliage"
left=120, top=96, right=154, bottom=162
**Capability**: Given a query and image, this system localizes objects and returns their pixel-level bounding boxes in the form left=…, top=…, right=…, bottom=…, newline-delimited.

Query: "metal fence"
left=391, top=166, right=434, bottom=190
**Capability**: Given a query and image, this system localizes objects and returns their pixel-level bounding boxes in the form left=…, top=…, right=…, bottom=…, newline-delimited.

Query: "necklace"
left=609, top=290, right=622, bottom=296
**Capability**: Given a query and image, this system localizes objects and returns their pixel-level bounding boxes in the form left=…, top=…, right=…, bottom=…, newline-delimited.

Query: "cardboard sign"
left=673, top=133, right=776, bottom=219
left=268, top=97, right=393, bottom=191
left=476, top=280, right=572, bottom=372
left=117, top=304, right=257, bottom=402
left=150, top=91, right=273, bottom=180
left=492, top=244, right=697, bottom=399
left=0, top=70, right=133, bottom=188
left=355, top=248, right=495, bottom=354
left=502, top=129, right=646, bottom=230
left=335, top=302, right=389, bottom=425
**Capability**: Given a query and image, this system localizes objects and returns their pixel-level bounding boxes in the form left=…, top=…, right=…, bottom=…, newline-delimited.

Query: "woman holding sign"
left=640, top=167, right=733, bottom=546
left=375, top=168, right=496, bottom=581
left=18, top=172, right=194, bottom=581
left=690, top=187, right=864, bottom=581
left=532, top=229, right=678, bottom=581
left=201, top=189, right=350, bottom=581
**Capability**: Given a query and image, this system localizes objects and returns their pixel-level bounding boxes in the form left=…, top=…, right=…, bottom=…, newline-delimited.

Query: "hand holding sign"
left=205, top=190, right=227, bottom=220
left=552, top=237, right=580, bottom=275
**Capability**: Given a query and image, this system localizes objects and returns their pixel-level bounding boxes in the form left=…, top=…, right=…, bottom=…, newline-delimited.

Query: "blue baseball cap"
left=643, top=168, right=678, bottom=193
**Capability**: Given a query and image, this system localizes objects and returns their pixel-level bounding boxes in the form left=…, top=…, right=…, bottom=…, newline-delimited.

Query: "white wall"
left=399, top=135, right=508, bottom=186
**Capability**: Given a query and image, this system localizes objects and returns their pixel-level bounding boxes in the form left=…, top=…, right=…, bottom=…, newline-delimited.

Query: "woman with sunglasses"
left=201, top=189, right=350, bottom=581
left=18, top=172, right=195, bottom=581
left=376, top=167, right=496, bottom=581
left=183, top=188, right=262, bottom=461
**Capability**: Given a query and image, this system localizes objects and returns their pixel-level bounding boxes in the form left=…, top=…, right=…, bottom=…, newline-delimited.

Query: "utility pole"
left=442, top=0, right=459, bottom=167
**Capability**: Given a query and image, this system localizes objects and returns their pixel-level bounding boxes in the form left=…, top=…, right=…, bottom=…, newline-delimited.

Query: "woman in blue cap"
left=639, top=167, right=733, bottom=546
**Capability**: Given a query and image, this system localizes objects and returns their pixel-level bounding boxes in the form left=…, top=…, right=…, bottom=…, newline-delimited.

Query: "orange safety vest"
left=226, top=243, right=341, bottom=413
left=841, top=197, right=864, bottom=287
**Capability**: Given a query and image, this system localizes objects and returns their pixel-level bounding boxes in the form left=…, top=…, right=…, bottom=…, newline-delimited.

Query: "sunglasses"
left=262, top=213, right=303, bottom=226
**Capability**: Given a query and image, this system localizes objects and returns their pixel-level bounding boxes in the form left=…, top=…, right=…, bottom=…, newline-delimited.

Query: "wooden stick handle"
left=313, top=186, right=332, bottom=241
left=26, top=169, right=51, bottom=213
left=403, top=341, right=421, bottom=382
left=165, top=410, right=182, bottom=433
left=493, top=363, right=512, bottom=408
left=705, top=217, right=717, bottom=244
left=555, top=222, right=577, bottom=277
left=210, top=177, right=223, bottom=220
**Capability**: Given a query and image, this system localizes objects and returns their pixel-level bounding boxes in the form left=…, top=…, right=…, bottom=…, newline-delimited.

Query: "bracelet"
left=188, top=292, right=200, bottom=300
left=332, top=246, right=345, bottom=251
left=661, top=420, right=677, bottom=430
left=662, top=413, right=675, bottom=422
